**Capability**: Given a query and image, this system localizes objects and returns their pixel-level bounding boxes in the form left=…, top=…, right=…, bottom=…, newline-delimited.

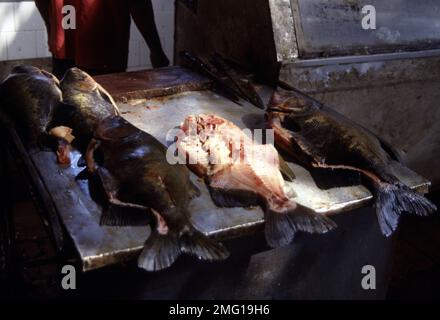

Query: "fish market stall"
left=0, top=66, right=432, bottom=299
left=175, top=0, right=440, bottom=189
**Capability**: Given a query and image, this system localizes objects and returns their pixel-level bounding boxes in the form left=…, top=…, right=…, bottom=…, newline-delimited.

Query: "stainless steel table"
left=3, top=67, right=432, bottom=298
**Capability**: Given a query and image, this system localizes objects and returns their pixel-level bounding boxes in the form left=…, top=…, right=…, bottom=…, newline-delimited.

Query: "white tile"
left=139, top=40, right=151, bottom=67
left=160, top=0, right=175, bottom=12
left=152, top=0, right=168, bottom=13
left=129, top=19, right=142, bottom=42
left=0, top=32, right=7, bottom=60
left=163, top=37, right=174, bottom=61
left=0, top=3, right=16, bottom=32
left=14, top=2, right=46, bottom=31
left=128, top=40, right=140, bottom=67
left=6, top=31, right=37, bottom=60
left=156, top=11, right=174, bottom=39
left=36, top=30, right=51, bottom=57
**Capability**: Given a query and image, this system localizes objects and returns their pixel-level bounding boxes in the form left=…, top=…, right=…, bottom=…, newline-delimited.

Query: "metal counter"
left=29, top=82, right=430, bottom=272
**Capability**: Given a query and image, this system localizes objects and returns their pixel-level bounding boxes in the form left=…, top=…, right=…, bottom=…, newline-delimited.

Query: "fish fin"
left=188, top=181, right=201, bottom=199
left=138, top=231, right=181, bottom=271
left=209, top=186, right=259, bottom=208
left=96, top=83, right=120, bottom=114
left=379, top=140, right=404, bottom=164
left=375, top=183, right=437, bottom=237
left=100, top=202, right=151, bottom=226
left=272, top=114, right=323, bottom=164
left=180, top=227, right=229, bottom=261
left=93, top=166, right=151, bottom=226
left=278, top=155, right=295, bottom=182
left=265, top=204, right=337, bottom=248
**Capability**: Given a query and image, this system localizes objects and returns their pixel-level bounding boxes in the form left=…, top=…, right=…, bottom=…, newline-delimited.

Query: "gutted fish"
left=176, top=114, right=336, bottom=248
left=86, top=115, right=229, bottom=271
left=266, top=88, right=437, bottom=236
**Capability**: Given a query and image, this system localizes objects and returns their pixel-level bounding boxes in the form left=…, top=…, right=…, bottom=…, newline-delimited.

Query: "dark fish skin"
left=54, top=68, right=120, bottom=151
left=266, top=88, right=437, bottom=236
left=86, top=116, right=229, bottom=271
left=0, top=65, right=62, bottom=146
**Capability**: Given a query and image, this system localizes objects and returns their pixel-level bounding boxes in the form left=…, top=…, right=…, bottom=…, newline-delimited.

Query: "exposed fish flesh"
left=176, top=114, right=336, bottom=248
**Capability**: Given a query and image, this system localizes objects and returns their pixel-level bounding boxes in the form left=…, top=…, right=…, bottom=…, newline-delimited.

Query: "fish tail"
left=137, top=231, right=181, bottom=271
left=100, top=203, right=150, bottom=226
left=265, top=202, right=337, bottom=248
left=375, top=182, right=437, bottom=237
left=137, top=227, right=229, bottom=272
left=180, top=226, right=230, bottom=261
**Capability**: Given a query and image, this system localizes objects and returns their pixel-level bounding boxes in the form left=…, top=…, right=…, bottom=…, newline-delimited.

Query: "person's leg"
left=129, top=0, right=170, bottom=68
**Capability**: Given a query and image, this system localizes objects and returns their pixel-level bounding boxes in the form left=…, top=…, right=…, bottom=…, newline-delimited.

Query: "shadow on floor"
left=387, top=191, right=440, bottom=299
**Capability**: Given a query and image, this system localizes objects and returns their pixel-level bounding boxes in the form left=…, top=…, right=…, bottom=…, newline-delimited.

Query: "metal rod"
left=289, top=49, right=440, bottom=68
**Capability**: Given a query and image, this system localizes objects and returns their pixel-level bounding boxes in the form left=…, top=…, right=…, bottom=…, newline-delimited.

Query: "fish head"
left=2, top=66, right=59, bottom=87
left=60, top=67, right=119, bottom=116
left=61, top=67, right=98, bottom=93
left=10, top=65, right=41, bottom=75
left=267, top=88, right=320, bottom=116
left=10, top=65, right=59, bottom=83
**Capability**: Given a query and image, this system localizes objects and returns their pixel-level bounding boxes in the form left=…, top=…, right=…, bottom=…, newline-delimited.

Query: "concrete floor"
left=387, top=193, right=440, bottom=299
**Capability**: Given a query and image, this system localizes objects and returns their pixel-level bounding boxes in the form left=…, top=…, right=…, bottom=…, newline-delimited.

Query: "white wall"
left=0, top=0, right=175, bottom=70
left=129, top=0, right=175, bottom=70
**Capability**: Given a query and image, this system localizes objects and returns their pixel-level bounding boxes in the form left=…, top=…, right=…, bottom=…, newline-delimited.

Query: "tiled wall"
left=0, top=0, right=175, bottom=70
left=129, top=0, right=175, bottom=70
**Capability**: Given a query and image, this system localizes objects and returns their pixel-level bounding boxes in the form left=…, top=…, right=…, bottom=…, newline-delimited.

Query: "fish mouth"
left=266, top=106, right=288, bottom=113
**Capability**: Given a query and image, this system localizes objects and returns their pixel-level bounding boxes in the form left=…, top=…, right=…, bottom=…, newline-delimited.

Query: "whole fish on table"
left=176, top=114, right=336, bottom=248
left=86, top=115, right=229, bottom=271
left=266, top=88, right=437, bottom=236
left=0, top=65, right=64, bottom=147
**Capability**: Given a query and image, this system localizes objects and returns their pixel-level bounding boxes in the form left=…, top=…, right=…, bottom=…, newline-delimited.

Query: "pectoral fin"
left=96, top=166, right=151, bottom=226
left=97, top=83, right=120, bottom=115
left=278, top=155, right=295, bottom=181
